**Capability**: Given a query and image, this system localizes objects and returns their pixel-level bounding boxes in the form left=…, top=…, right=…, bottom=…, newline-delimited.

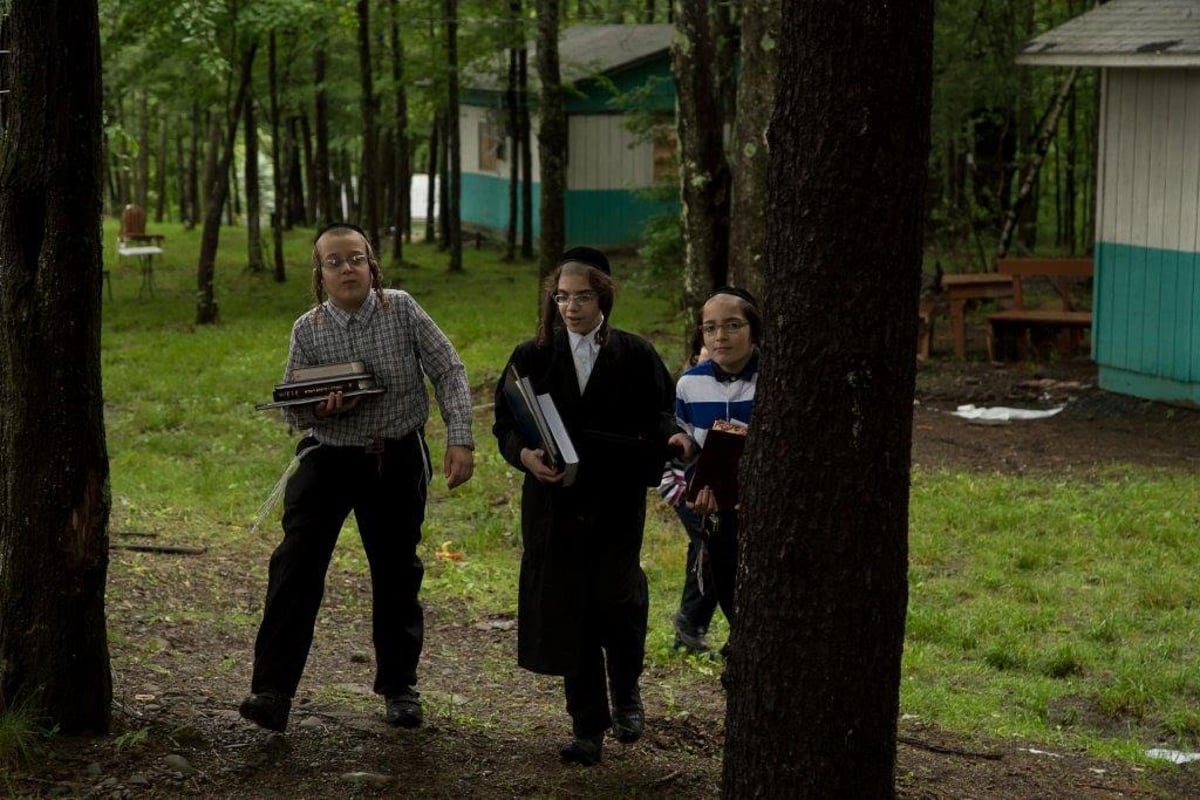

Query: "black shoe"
left=386, top=689, right=423, bottom=728
left=559, top=733, right=603, bottom=766
left=612, top=704, right=645, bottom=743
left=239, top=692, right=291, bottom=732
left=673, top=612, right=711, bottom=654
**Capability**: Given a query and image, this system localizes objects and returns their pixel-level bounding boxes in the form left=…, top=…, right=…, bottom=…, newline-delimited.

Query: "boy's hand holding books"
left=520, top=447, right=565, bottom=484
left=313, top=391, right=361, bottom=418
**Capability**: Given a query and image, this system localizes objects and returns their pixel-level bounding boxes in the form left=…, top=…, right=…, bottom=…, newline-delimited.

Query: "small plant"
left=0, top=707, right=42, bottom=766
left=1039, top=644, right=1086, bottom=679
left=113, top=726, right=150, bottom=752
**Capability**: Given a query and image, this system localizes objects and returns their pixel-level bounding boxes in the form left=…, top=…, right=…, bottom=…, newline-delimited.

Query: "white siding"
left=567, top=115, right=654, bottom=191
left=1100, top=68, right=1200, bottom=253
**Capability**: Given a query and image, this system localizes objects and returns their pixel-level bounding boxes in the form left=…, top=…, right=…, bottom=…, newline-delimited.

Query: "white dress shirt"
left=567, top=317, right=604, bottom=394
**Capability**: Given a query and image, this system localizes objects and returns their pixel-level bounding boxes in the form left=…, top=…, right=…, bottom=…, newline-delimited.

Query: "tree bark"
left=722, top=2, right=933, bottom=797
left=426, top=113, right=440, bottom=244
left=357, top=0, right=381, bottom=247
left=196, top=44, right=257, bottom=325
left=671, top=0, right=732, bottom=310
left=154, top=106, right=168, bottom=222
left=269, top=32, right=286, bottom=282
left=504, top=4, right=521, bottom=263
left=519, top=45, right=534, bottom=259
left=244, top=91, right=266, bottom=272
left=300, top=113, right=316, bottom=226
left=389, top=0, right=410, bottom=266
left=536, top=0, right=566, bottom=278
left=996, top=68, right=1079, bottom=261
left=445, top=0, right=463, bottom=271
left=0, top=0, right=112, bottom=734
left=187, top=102, right=200, bottom=228
left=313, top=43, right=334, bottom=227
left=727, top=0, right=780, bottom=302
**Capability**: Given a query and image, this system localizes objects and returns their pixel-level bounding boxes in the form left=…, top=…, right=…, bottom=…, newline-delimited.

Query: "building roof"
left=466, top=24, right=674, bottom=93
left=1017, top=0, right=1200, bottom=67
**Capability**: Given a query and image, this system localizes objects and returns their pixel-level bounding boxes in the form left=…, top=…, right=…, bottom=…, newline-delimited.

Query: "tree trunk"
left=722, top=3, right=933, bottom=797
left=313, top=43, right=334, bottom=227
left=154, top=106, right=168, bottom=222
left=536, top=0, right=566, bottom=278
left=244, top=91, right=266, bottom=272
left=176, top=123, right=187, bottom=223
left=426, top=113, right=439, bottom=244
left=300, top=113, right=315, bottom=226
left=357, top=0, right=381, bottom=247
left=196, top=44, right=257, bottom=325
left=996, top=68, right=1079, bottom=261
left=445, top=0, right=463, bottom=271
left=504, top=5, right=520, bottom=263
left=672, top=0, right=732, bottom=310
left=269, top=32, right=286, bottom=282
left=187, top=102, right=200, bottom=228
left=137, top=89, right=150, bottom=208
left=724, top=0, right=782, bottom=303
left=286, top=117, right=306, bottom=226
left=0, top=0, right=112, bottom=734
left=389, top=0, right=409, bottom=266
left=438, top=108, right=450, bottom=249
left=519, top=46, right=534, bottom=259
left=727, top=0, right=780, bottom=302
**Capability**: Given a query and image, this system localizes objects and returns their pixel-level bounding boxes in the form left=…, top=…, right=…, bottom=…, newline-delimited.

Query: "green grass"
left=81, top=220, right=1200, bottom=764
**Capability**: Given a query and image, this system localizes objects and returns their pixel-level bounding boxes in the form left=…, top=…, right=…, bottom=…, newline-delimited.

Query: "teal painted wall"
left=568, top=57, right=674, bottom=114
left=1094, top=240, right=1200, bottom=405
left=460, top=172, right=676, bottom=247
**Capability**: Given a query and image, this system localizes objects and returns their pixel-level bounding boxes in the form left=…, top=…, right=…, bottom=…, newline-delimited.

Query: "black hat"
left=314, top=221, right=368, bottom=242
left=558, top=246, right=611, bottom=275
left=708, top=285, right=759, bottom=309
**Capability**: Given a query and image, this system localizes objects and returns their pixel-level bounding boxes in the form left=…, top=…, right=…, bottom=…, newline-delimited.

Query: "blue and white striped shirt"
left=675, top=353, right=759, bottom=448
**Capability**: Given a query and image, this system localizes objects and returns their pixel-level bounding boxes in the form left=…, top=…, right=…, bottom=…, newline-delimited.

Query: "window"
left=652, top=125, right=677, bottom=183
left=478, top=116, right=506, bottom=172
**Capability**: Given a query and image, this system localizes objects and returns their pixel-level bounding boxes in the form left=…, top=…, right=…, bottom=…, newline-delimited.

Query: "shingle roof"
left=1018, top=0, right=1200, bottom=67
left=466, top=24, right=673, bottom=93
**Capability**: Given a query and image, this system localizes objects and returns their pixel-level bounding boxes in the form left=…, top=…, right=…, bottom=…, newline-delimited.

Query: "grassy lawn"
left=99, top=221, right=1200, bottom=762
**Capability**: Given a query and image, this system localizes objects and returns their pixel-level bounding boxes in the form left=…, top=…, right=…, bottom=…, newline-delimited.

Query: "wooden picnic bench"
left=985, top=257, right=1093, bottom=361
left=942, top=272, right=1016, bottom=359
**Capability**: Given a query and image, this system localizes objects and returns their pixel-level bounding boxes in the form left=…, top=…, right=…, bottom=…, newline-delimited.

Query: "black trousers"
left=562, top=577, right=649, bottom=739
left=674, top=504, right=719, bottom=633
left=706, top=511, right=739, bottom=625
left=250, top=433, right=430, bottom=699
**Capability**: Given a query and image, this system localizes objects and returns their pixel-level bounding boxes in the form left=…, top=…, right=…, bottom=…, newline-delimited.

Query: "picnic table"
left=942, top=273, right=1016, bottom=359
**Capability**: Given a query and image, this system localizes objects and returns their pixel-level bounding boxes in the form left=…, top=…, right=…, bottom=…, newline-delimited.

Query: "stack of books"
left=503, top=364, right=579, bottom=486
left=255, top=360, right=387, bottom=410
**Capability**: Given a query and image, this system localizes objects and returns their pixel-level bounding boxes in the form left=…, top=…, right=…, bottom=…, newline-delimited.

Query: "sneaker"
left=239, top=692, right=291, bottom=732
left=673, top=612, right=710, bottom=654
left=385, top=689, right=423, bottom=728
left=559, top=733, right=603, bottom=766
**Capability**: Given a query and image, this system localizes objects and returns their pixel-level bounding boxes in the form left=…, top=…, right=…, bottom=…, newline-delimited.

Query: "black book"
left=255, top=361, right=386, bottom=410
left=503, top=365, right=579, bottom=486
left=685, top=424, right=747, bottom=511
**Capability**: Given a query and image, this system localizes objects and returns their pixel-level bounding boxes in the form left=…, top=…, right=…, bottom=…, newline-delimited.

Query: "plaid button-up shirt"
left=282, top=289, right=474, bottom=449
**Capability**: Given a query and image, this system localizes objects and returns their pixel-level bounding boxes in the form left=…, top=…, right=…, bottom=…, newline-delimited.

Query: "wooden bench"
left=942, top=273, right=1016, bottom=359
left=985, top=258, right=1093, bottom=362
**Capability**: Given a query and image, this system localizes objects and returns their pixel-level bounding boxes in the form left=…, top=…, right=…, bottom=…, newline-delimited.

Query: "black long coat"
left=492, top=327, right=678, bottom=676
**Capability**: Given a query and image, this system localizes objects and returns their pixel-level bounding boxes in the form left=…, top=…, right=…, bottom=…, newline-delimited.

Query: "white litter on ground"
left=951, top=404, right=1065, bottom=425
left=1146, top=748, right=1200, bottom=764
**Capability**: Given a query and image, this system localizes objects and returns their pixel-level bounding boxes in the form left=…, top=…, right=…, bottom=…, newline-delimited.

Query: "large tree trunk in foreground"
left=722, top=2, right=933, bottom=797
left=0, top=0, right=112, bottom=734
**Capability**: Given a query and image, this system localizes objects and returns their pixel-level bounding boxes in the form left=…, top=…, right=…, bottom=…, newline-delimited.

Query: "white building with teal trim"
left=460, top=24, right=676, bottom=248
left=1020, top=0, right=1200, bottom=405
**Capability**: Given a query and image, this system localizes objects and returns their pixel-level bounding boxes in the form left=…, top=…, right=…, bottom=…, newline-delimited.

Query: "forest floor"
left=9, top=347, right=1200, bottom=799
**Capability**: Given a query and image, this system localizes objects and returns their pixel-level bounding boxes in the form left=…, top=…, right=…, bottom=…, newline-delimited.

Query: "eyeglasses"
left=321, top=254, right=370, bottom=271
left=699, top=320, right=748, bottom=336
left=553, top=291, right=598, bottom=307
